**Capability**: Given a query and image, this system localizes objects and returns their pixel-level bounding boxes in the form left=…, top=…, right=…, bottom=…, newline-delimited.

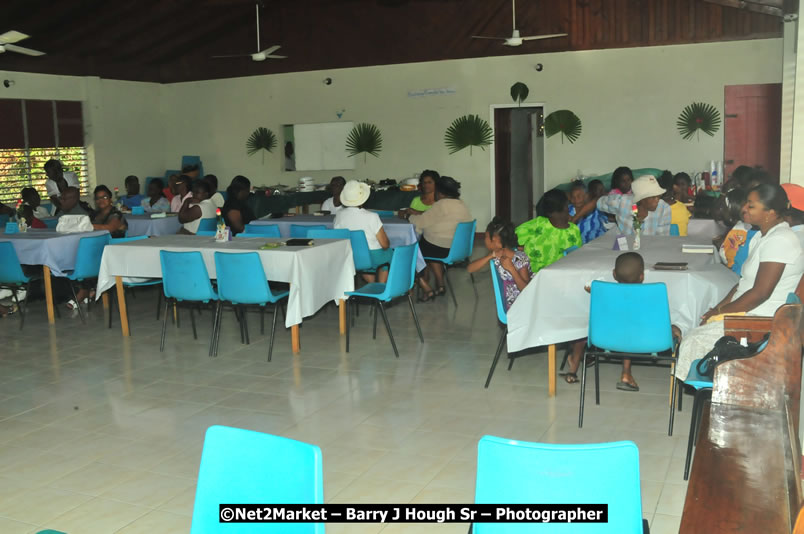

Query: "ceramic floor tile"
left=47, top=497, right=149, bottom=534
left=0, top=486, right=93, bottom=525
left=100, top=471, right=195, bottom=508
left=115, top=510, right=191, bottom=534
left=0, top=516, right=39, bottom=534
left=651, top=513, right=683, bottom=534
left=157, top=486, right=197, bottom=517
left=655, top=482, right=689, bottom=516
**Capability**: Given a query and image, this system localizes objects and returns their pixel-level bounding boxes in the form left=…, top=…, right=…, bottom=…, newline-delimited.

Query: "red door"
left=724, top=84, right=782, bottom=182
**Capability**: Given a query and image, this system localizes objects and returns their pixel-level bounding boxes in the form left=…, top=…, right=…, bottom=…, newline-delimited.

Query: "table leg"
left=116, top=276, right=130, bottom=337
left=43, top=266, right=55, bottom=324
left=548, top=344, right=556, bottom=397
left=291, top=325, right=300, bottom=354
left=102, top=293, right=109, bottom=310
left=339, top=299, right=346, bottom=335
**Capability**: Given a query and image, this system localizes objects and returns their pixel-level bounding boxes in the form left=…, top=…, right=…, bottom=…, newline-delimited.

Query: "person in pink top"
left=608, top=166, right=633, bottom=195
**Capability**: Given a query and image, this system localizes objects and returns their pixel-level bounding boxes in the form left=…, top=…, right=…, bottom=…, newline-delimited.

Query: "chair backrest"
left=563, top=245, right=579, bottom=256
left=4, top=222, right=18, bottom=234
left=42, top=217, right=59, bottom=229
left=110, top=235, right=148, bottom=245
left=244, top=223, right=281, bottom=237
left=443, top=220, right=477, bottom=264
left=197, top=218, right=217, bottom=232
left=588, top=281, right=674, bottom=353
left=195, top=230, right=217, bottom=236
left=131, top=206, right=145, bottom=215
left=159, top=250, right=217, bottom=302
left=71, top=233, right=112, bottom=281
left=474, top=436, right=643, bottom=534
left=670, top=224, right=680, bottom=236
left=0, top=214, right=9, bottom=226
left=181, top=155, right=204, bottom=178
left=378, top=243, right=417, bottom=300
left=349, top=230, right=374, bottom=272
left=190, top=425, right=324, bottom=534
left=372, top=210, right=395, bottom=218
left=0, top=242, right=29, bottom=284
left=488, top=260, right=507, bottom=325
left=307, top=228, right=350, bottom=240
left=291, top=224, right=326, bottom=238
left=214, top=252, right=274, bottom=305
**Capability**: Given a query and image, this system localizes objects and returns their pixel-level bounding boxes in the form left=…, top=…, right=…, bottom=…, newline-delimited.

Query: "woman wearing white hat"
left=595, top=175, right=672, bottom=235
left=334, top=180, right=392, bottom=283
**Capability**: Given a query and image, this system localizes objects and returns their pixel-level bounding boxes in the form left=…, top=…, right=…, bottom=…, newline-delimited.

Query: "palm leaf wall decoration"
left=510, top=82, right=529, bottom=106
left=444, top=114, right=494, bottom=155
left=346, top=123, right=383, bottom=162
left=246, top=127, right=277, bottom=164
left=544, top=110, right=582, bottom=144
left=677, top=102, right=721, bottom=141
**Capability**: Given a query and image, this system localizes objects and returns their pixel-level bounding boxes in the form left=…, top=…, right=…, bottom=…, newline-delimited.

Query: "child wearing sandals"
left=561, top=252, right=681, bottom=391
left=467, top=217, right=533, bottom=311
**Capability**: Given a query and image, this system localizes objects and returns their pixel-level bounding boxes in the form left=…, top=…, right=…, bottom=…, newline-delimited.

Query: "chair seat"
left=346, top=283, right=388, bottom=300
left=587, top=346, right=675, bottom=359
left=684, top=358, right=714, bottom=390
left=423, top=255, right=459, bottom=266
left=227, top=289, right=289, bottom=306
left=123, top=279, right=162, bottom=288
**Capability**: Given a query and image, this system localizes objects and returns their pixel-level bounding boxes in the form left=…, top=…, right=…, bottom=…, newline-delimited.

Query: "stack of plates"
left=299, top=177, right=315, bottom=192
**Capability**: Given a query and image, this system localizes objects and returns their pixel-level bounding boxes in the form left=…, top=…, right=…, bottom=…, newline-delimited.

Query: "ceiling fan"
left=212, top=3, right=286, bottom=61
left=472, top=0, right=567, bottom=47
left=0, top=31, right=46, bottom=56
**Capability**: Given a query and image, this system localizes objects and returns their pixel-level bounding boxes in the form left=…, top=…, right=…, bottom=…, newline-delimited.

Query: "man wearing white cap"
left=596, top=175, right=671, bottom=235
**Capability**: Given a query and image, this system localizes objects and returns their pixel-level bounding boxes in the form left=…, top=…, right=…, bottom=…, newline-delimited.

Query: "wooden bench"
left=680, top=303, right=804, bottom=534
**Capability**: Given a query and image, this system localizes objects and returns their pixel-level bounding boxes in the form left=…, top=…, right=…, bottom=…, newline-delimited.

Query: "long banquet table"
left=125, top=214, right=182, bottom=236
left=0, top=229, right=110, bottom=324
left=506, top=231, right=739, bottom=396
left=96, top=235, right=356, bottom=353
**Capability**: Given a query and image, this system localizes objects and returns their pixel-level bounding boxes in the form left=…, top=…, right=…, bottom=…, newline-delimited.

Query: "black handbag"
left=695, top=333, right=771, bottom=379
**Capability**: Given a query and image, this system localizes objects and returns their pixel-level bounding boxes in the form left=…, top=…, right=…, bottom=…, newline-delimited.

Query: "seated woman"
left=596, top=175, right=671, bottom=235
left=400, top=169, right=439, bottom=217
left=676, top=184, right=804, bottom=381
left=20, top=187, right=50, bottom=222
left=568, top=181, right=607, bottom=244
left=91, top=185, right=127, bottom=238
left=178, top=180, right=216, bottom=235
left=141, top=178, right=171, bottom=213
left=714, top=188, right=754, bottom=275
left=609, top=166, right=633, bottom=195
left=467, top=217, right=532, bottom=310
left=406, top=176, right=472, bottom=300
left=222, top=175, right=256, bottom=235
left=320, top=176, right=346, bottom=214
left=516, top=189, right=582, bottom=274
left=335, top=180, right=393, bottom=283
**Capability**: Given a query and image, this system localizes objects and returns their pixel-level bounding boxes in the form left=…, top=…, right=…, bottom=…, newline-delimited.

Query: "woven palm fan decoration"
left=544, top=110, right=582, bottom=144
left=444, top=114, right=494, bottom=155
left=346, top=123, right=383, bottom=162
left=677, top=102, right=721, bottom=141
left=246, top=127, right=277, bottom=164
left=510, top=82, right=529, bottom=106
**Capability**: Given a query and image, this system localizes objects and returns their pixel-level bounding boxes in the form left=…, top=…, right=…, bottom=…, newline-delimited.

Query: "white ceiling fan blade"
left=259, top=45, right=281, bottom=56
left=265, top=55, right=287, bottom=59
left=211, top=53, right=254, bottom=58
left=521, top=33, right=568, bottom=41
left=472, top=35, right=507, bottom=40
left=0, top=31, right=29, bottom=45
left=4, top=44, right=45, bottom=56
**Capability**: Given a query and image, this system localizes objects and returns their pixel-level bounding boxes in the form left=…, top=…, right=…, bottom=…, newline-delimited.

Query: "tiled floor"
left=0, top=266, right=689, bottom=533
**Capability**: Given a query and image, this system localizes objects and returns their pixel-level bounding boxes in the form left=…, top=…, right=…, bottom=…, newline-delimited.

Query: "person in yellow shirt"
left=660, top=171, right=692, bottom=236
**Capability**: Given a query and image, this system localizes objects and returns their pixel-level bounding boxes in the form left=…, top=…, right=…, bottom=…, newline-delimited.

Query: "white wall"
left=162, top=38, right=783, bottom=226
left=0, top=71, right=165, bottom=192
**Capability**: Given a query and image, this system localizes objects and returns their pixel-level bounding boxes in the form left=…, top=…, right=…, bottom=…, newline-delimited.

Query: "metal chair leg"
left=241, top=306, right=250, bottom=345
left=372, top=301, right=379, bottom=339
left=444, top=269, right=457, bottom=307
left=484, top=326, right=507, bottom=388
left=260, top=307, right=265, bottom=335
left=156, top=291, right=162, bottom=320
left=677, top=380, right=684, bottom=412
left=668, top=368, right=677, bottom=437
left=560, top=348, right=570, bottom=371
left=469, top=272, right=478, bottom=298
left=209, top=301, right=220, bottom=357
left=189, top=306, right=198, bottom=340
left=160, top=298, right=170, bottom=352
left=594, top=353, right=601, bottom=405
left=683, top=388, right=709, bottom=480
left=377, top=301, right=399, bottom=358
left=579, top=350, right=588, bottom=428
left=345, top=299, right=351, bottom=353
left=407, top=293, right=424, bottom=342
left=12, top=287, right=24, bottom=331
left=69, top=283, right=86, bottom=324
left=268, top=303, right=279, bottom=362
left=235, top=306, right=245, bottom=344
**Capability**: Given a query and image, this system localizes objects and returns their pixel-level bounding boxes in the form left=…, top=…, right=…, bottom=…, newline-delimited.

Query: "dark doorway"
left=724, top=83, right=782, bottom=182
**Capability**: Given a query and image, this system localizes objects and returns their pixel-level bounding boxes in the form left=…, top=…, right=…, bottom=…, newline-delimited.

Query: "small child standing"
left=468, top=217, right=533, bottom=311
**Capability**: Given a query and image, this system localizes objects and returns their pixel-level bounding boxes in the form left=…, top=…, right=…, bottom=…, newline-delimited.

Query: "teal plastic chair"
left=307, top=228, right=350, bottom=239
left=66, top=233, right=112, bottom=323
left=181, top=155, right=204, bottom=178
left=291, top=224, right=326, bottom=238
left=670, top=224, right=680, bottom=236
left=349, top=230, right=378, bottom=273
left=474, top=436, right=646, bottom=533
left=5, top=222, right=18, bottom=234
left=159, top=251, right=218, bottom=352
left=563, top=245, right=579, bottom=256
left=197, top=218, right=217, bottom=232
left=107, top=236, right=163, bottom=332
left=42, top=217, right=59, bottom=229
left=243, top=224, right=281, bottom=237
left=190, top=425, right=324, bottom=534
left=0, top=241, right=36, bottom=330
left=484, top=260, right=509, bottom=388
left=345, top=243, right=423, bottom=358
left=213, top=252, right=289, bottom=361
left=196, top=230, right=216, bottom=236
left=423, top=220, right=477, bottom=306
left=372, top=210, right=395, bottom=218
left=0, top=214, right=10, bottom=226
left=581, top=281, right=678, bottom=435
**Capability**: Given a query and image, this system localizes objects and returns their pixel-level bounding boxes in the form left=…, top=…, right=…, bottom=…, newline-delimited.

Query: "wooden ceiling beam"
left=702, top=0, right=784, bottom=17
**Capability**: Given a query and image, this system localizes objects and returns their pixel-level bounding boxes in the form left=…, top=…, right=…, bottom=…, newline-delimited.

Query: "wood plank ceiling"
left=0, top=0, right=784, bottom=84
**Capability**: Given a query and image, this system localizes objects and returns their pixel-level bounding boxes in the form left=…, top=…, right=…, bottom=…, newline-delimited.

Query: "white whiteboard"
left=292, top=122, right=355, bottom=171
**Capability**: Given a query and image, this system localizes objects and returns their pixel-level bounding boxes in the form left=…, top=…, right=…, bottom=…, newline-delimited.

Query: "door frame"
left=489, top=103, right=548, bottom=221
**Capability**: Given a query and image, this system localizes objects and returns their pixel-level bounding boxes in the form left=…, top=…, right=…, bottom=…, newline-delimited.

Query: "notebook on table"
left=682, top=244, right=715, bottom=254
left=654, top=262, right=689, bottom=271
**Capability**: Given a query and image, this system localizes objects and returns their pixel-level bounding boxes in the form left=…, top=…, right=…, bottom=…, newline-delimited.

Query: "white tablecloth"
left=253, top=214, right=426, bottom=271
left=687, top=219, right=728, bottom=239
left=96, top=235, right=356, bottom=328
left=506, top=232, right=740, bottom=352
left=0, top=229, right=110, bottom=276
left=125, top=214, right=182, bottom=237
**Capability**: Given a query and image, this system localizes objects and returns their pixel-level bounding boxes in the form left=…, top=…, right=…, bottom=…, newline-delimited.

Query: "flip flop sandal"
left=616, top=381, right=640, bottom=392
left=563, top=372, right=579, bottom=384
left=418, top=291, right=435, bottom=303
left=435, top=287, right=447, bottom=297
left=65, top=299, right=79, bottom=310
left=0, top=304, right=18, bottom=318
